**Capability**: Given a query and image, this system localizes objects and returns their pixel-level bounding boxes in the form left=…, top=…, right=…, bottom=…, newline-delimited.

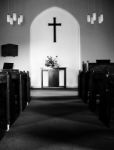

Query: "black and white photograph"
left=0, top=0, right=114, bottom=149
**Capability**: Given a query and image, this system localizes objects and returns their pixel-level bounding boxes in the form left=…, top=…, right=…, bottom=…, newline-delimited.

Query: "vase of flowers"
left=45, top=56, right=59, bottom=68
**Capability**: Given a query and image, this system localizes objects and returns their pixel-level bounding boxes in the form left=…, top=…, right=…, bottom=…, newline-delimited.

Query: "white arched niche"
left=30, top=7, right=81, bottom=88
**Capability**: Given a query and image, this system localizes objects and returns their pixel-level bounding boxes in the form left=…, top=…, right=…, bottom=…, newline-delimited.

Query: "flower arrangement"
left=45, top=56, right=59, bottom=68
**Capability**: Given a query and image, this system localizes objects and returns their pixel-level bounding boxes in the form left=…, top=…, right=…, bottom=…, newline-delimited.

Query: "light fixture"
left=92, top=12, right=96, bottom=21
left=7, top=13, right=24, bottom=25
left=87, top=14, right=91, bottom=23
left=7, top=0, right=24, bottom=25
left=18, top=15, right=24, bottom=25
left=90, top=15, right=94, bottom=24
left=98, top=14, right=104, bottom=24
left=13, top=13, right=17, bottom=21
left=87, top=0, right=104, bottom=24
left=87, top=13, right=104, bottom=24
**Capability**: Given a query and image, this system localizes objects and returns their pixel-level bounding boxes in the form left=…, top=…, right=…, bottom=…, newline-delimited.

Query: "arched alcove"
left=30, top=7, right=81, bottom=88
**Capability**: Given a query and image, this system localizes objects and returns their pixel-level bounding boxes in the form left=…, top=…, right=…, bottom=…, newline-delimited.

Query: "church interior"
left=0, top=0, right=114, bottom=149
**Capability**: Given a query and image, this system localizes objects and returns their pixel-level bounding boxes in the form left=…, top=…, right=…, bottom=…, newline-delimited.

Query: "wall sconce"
left=18, top=15, right=24, bottom=25
left=91, top=15, right=95, bottom=24
left=98, top=14, right=104, bottom=24
left=87, top=0, right=104, bottom=25
left=87, top=13, right=104, bottom=24
left=87, top=14, right=91, bottom=23
left=7, top=13, right=24, bottom=25
left=93, top=12, right=97, bottom=21
left=7, top=0, right=24, bottom=26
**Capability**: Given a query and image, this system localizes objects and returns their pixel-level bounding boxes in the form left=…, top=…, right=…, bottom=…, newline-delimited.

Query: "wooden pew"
left=26, top=71, right=31, bottom=104
left=20, top=71, right=30, bottom=111
left=88, top=72, right=110, bottom=125
left=78, top=60, right=114, bottom=127
left=78, top=71, right=89, bottom=103
left=78, top=62, right=89, bottom=103
left=88, top=72, right=114, bottom=127
left=0, top=70, right=30, bottom=134
left=88, top=65, right=114, bottom=126
left=106, top=74, right=114, bottom=124
left=8, top=70, right=20, bottom=125
left=1, top=70, right=21, bottom=129
left=81, top=60, right=114, bottom=105
left=0, top=72, right=10, bottom=133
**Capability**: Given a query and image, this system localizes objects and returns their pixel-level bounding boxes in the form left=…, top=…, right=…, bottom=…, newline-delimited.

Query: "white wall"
left=0, top=1, right=114, bottom=86
left=30, top=7, right=80, bottom=88
left=0, top=44, right=30, bottom=71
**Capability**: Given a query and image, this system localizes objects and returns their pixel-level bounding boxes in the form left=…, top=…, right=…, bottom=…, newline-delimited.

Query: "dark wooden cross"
left=48, top=17, right=61, bottom=42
